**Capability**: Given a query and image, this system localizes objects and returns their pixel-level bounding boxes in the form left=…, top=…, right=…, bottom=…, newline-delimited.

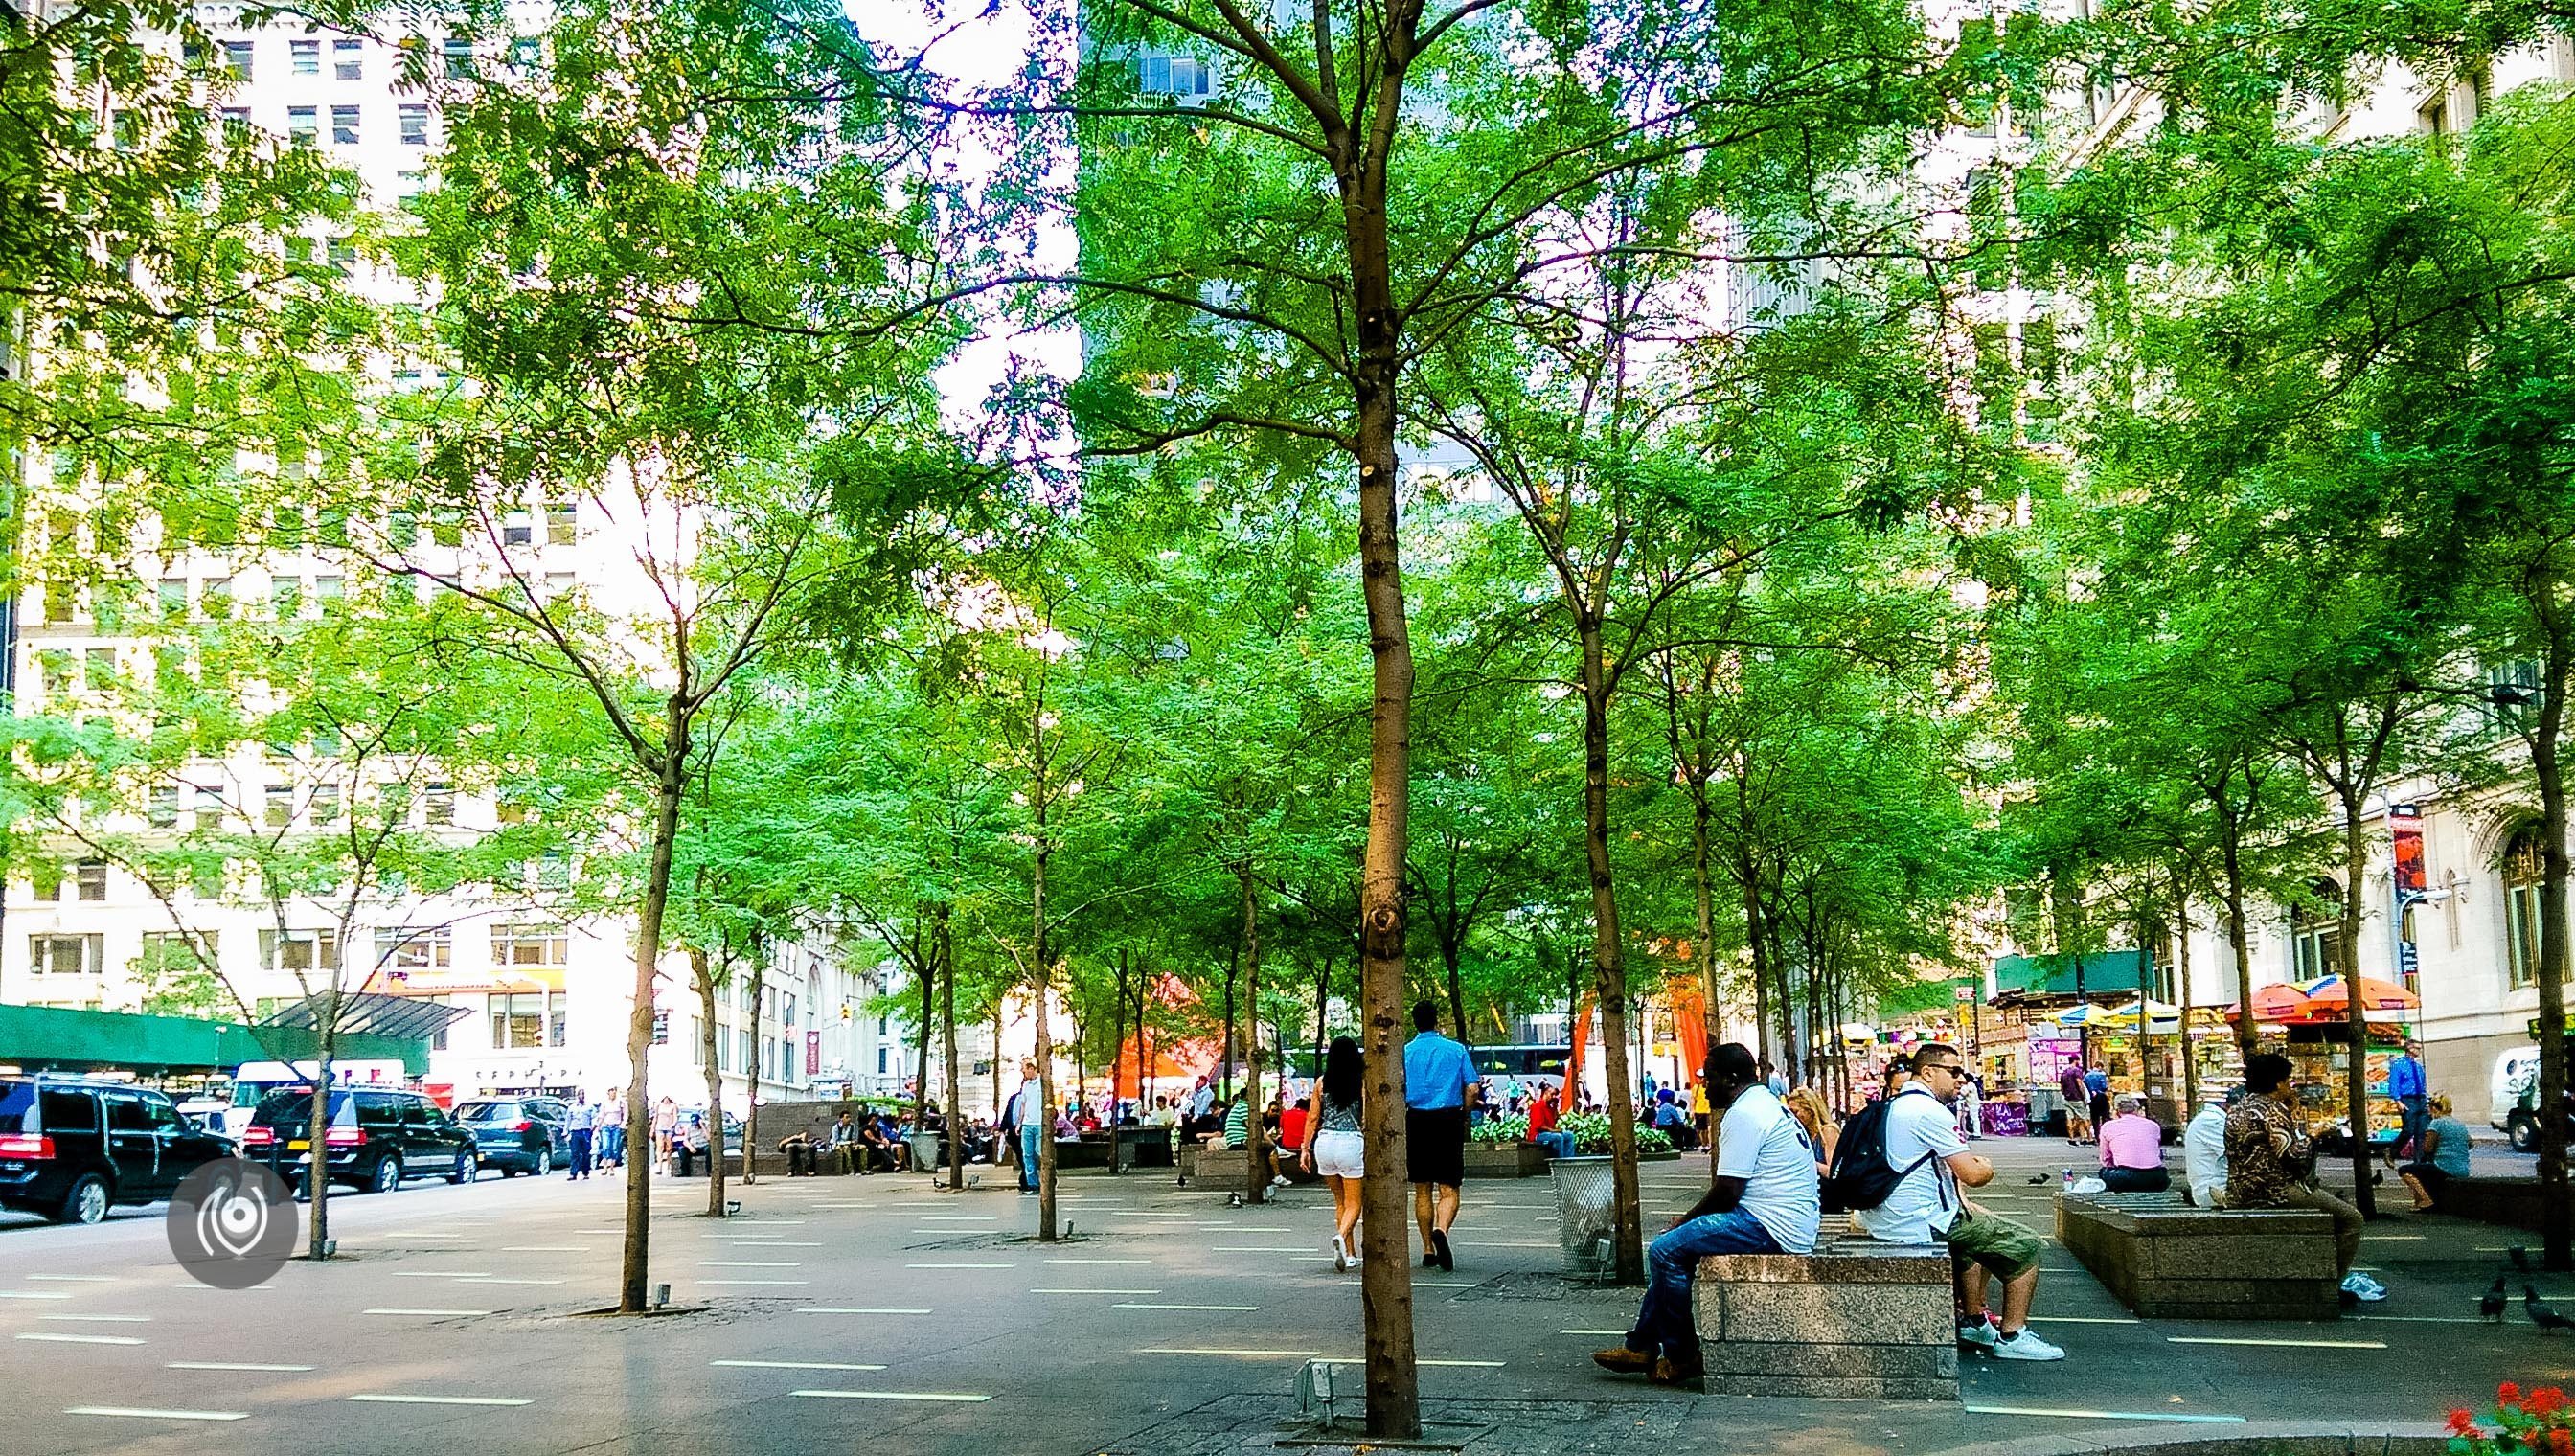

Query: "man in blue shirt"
left=1404, top=1000, right=1478, bottom=1271
left=2386, top=1040, right=2427, bottom=1166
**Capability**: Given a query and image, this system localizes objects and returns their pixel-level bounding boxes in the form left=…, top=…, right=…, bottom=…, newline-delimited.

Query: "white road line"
left=502, top=1245, right=589, bottom=1253
left=1031, top=1288, right=1164, bottom=1295
left=2360, top=1235, right=2427, bottom=1241
left=1137, top=1348, right=1320, bottom=1357
left=40, top=1314, right=150, bottom=1323
left=168, top=1362, right=314, bottom=1372
left=573, top=1228, right=624, bottom=1234
left=905, top=1262, right=1013, bottom=1269
left=1208, top=1246, right=1310, bottom=1254
left=66, top=1407, right=247, bottom=1422
left=393, top=1271, right=496, bottom=1279
left=2165, top=1336, right=2386, bottom=1350
left=1045, top=1259, right=1149, bottom=1265
left=1964, top=1405, right=2245, bottom=1424
left=2356, top=1315, right=2492, bottom=1324
left=1313, top=1358, right=1505, bottom=1369
left=0, top=1291, right=72, bottom=1300
left=19, top=1332, right=146, bottom=1345
left=1115, top=1303, right=1260, bottom=1311
left=2028, top=1316, right=2141, bottom=1325
left=713, top=1359, right=889, bottom=1371
left=466, top=1278, right=566, bottom=1285
left=349, top=1395, right=534, bottom=1407
left=695, top=1279, right=811, bottom=1285
left=915, top=1216, right=998, bottom=1221
left=783, top=1380, right=983, bottom=1391
left=1451, top=1240, right=1556, bottom=1249
left=797, top=1307, right=930, bottom=1315
left=711, top=1240, right=822, bottom=1247
left=1560, top=1329, right=1627, bottom=1335
left=699, top=1261, right=802, bottom=1267
left=27, top=1275, right=114, bottom=1283
left=362, top=1308, right=493, bottom=1317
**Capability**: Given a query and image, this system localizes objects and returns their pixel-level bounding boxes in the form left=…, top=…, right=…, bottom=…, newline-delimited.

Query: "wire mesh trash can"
left=1552, top=1155, right=1616, bottom=1278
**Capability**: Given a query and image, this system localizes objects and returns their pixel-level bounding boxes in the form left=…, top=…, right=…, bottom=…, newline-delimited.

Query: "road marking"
left=711, top=1240, right=822, bottom=1247
left=1209, top=1246, right=1310, bottom=1254
left=2360, top=1235, right=2426, bottom=1241
left=362, top=1308, right=492, bottom=1317
left=349, top=1395, right=535, bottom=1407
left=2028, top=1316, right=2140, bottom=1325
left=1314, top=1358, right=1505, bottom=1369
left=40, top=1314, right=150, bottom=1323
left=503, top=1245, right=589, bottom=1253
left=465, top=1278, right=565, bottom=1285
left=905, top=1262, right=1013, bottom=1269
left=797, top=1307, right=930, bottom=1315
left=695, top=1279, right=811, bottom=1285
left=713, top=1359, right=889, bottom=1371
left=66, top=1407, right=247, bottom=1422
left=27, top=1275, right=114, bottom=1283
left=1031, top=1288, right=1163, bottom=1295
left=787, top=1380, right=989, bottom=1391
left=1560, top=1329, right=1627, bottom=1335
left=2164, top=1336, right=2386, bottom=1350
left=1452, top=1240, right=1557, bottom=1249
left=1138, top=1348, right=1320, bottom=1358
left=2356, top=1315, right=2491, bottom=1324
left=573, top=1228, right=624, bottom=1234
left=1965, top=1405, right=2245, bottom=1424
left=916, top=1216, right=998, bottom=1221
left=0, top=1291, right=72, bottom=1300
left=394, top=1271, right=495, bottom=1279
left=19, top=1332, right=146, bottom=1345
left=699, top=1261, right=802, bottom=1267
left=1045, top=1258, right=1149, bottom=1265
left=168, top=1362, right=315, bottom=1372
left=1116, top=1302, right=1260, bottom=1311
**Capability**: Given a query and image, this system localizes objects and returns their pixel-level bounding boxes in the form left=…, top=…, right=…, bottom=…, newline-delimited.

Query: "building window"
left=331, top=104, right=358, bottom=145
left=549, top=990, right=568, bottom=1047
left=287, top=105, right=317, bottom=145
left=260, top=928, right=340, bottom=976
left=2506, top=822, right=2553, bottom=990
left=2290, top=878, right=2344, bottom=980
left=221, top=40, right=252, bottom=80
left=148, top=785, right=181, bottom=828
left=490, top=991, right=545, bottom=1049
left=264, top=783, right=293, bottom=829
left=399, top=103, right=429, bottom=145
left=378, top=926, right=451, bottom=971
left=545, top=500, right=577, bottom=544
left=31, top=934, right=101, bottom=976
left=74, top=861, right=106, bottom=901
left=334, top=38, right=363, bottom=79
left=84, top=648, right=113, bottom=690
left=443, top=35, right=474, bottom=78
left=502, top=510, right=533, bottom=546
left=493, top=923, right=569, bottom=968
left=291, top=38, right=319, bottom=74
left=425, top=782, right=455, bottom=825
left=1137, top=54, right=1210, bottom=95
left=422, top=995, right=449, bottom=1050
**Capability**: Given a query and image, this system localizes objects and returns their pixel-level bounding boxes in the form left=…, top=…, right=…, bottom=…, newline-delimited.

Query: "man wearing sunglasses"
left=1859, top=1042, right=2064, bottom=1361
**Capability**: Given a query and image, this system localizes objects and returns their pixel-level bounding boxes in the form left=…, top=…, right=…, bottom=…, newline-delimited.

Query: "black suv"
left=0, top=1077, right=239, bottom=1224
left=242, top=1087, right=478, bottom=1194
left=452, top=1097, right=571, bottom=1176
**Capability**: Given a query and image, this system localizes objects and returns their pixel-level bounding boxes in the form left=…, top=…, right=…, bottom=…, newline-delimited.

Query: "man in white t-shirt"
left=2183, top=1089, right=2231, bottom=1207
left=1857, top=1041, right=2063, bottom=1361
left=1594, top=1042, right=1819, bottom=1387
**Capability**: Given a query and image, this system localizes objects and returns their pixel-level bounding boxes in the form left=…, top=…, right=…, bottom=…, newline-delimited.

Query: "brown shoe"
left=1650, top=1353, right=1704, bottom=1387
left=1592, top=1346, right=1652, bottom=1375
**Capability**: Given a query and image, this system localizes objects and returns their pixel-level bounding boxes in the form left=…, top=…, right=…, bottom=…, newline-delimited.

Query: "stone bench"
left=1692, top=1239, right=1958, bottom=1401
left=2428, top=1176, right=2542, bottom=1230
left=2056, top=1190, right=2340, bottom=1320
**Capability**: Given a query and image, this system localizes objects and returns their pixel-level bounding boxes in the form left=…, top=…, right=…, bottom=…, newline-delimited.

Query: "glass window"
left=399, top=103, right=428, bottom=145
left=288, top=105, right=317, bottom=144
left=334, top=38, right=362, bottom=79
left=2506, top=823, right=2554, bottom=990
left=330, top=104, right=357, bottom=145
left=158, top=577, right=187, bottom=618
left=548, top=990, right=567, bottom=1046
left=492, top=924, right=568, bottom=967
left=490, top=991, right=544, bottom=1048
left=313, top=783, right=341, bottom=825
left=443, top=35, right=473, bottom=78
left=75, top=861, right=106, bottom=900
left=40, top=1088, right=99, bottom=1132
left=272, top=576, right=302, bottom=619
left=264, top=783, right=293, bottom=828
left=291, top=38, right=319, bottom=74
left=425, top=782, right=454, bottom=825
left=260, top=928, right=340, bottom=974
left=148, top=785, right=180, bottom=828
left=31, top=934, right=99, bottom=975
left=2290, top=878, right=2344, bottom=980
left=84, top=648, right=114, bottom=689
left=377, top=927, right=450, bottom=970
left=221, top=40, right=252, bottom=79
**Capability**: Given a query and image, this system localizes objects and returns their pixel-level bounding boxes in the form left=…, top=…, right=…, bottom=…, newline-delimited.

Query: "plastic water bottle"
left=2062, top=1167, right=2075, bottom=1190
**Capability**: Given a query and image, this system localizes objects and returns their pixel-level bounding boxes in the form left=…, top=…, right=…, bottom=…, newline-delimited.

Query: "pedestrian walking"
left=566, top=1089, right=597, bottom=1180
left=1300, top=1035, right=1367, bottom=1269
left=1010, top=1060, right=1045, bottom=1194
left=1955, top=1069, right=1983, bottom=1141
left=599, top=1092, right=626, bottom=1171
left=1403, top=999, right=1477, bottom=1272
left=2084, top=1063, right=2111, bottom=1142
left=2058, top=1063, right=2092, bottom=1144
left=652, top=1095, right=678, bottom=1164
left=2387, top=1041, right=2427, bottom=1165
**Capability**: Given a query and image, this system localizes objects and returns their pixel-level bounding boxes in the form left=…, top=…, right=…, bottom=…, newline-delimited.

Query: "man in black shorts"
left=1403, top=1000, right=1478, bottom=1271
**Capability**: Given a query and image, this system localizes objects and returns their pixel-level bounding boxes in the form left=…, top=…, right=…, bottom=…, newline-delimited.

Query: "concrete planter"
left=1460, top=1142, right=1553, bottom=1178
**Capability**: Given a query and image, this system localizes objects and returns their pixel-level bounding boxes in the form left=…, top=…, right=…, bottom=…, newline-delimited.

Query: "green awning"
left=1992, top=949, right=2150, bottom=998
left=0, top=1004, right=428, bottom=1077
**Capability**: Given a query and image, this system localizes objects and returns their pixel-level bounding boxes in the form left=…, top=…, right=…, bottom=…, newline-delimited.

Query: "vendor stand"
left=2225, top=975, right=2420, bottom=1149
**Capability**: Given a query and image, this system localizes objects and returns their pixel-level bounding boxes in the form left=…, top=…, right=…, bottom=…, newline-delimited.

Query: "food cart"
left=2227, top=975, right=2419, bottom=1149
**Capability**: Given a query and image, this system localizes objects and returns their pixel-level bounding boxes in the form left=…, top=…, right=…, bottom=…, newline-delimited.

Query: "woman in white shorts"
left=1301, top=1036, right=1367, bottom=1269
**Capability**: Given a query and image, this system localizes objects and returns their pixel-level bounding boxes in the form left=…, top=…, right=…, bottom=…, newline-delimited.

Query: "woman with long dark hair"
left=1301, top=1035, right=1366, bottom=1268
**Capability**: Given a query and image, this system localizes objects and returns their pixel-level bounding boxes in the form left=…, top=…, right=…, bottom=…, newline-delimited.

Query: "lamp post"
left=2393, top=886, right=2451, bottom=1043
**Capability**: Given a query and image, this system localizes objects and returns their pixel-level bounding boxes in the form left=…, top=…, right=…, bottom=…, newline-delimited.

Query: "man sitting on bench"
left=1593, top=1042, right=1818, bottom=1388
left=1858, top=1041, right=2064, bottom=1362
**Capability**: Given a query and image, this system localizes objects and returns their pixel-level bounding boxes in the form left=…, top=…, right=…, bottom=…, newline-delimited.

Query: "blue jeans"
left=1627, top=1208, right=1782, bottom=1361
left=2397, top=1096, right=2427, bottom=1159
left=1019, top=1125, right=1042, bottom=1190
left=1532, top=1131, right=1576, bottom=1160
left=568, top=1128, right=594, bottom=1177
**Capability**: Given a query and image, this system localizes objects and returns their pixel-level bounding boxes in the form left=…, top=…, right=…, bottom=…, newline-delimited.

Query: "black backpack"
left=1820, top=1090, right=1944, bottom=1215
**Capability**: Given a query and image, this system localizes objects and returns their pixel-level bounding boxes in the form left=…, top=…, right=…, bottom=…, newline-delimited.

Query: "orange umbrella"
left=2232, top=983, right=2313, bottom=1022
left=2294, top=974, right=2420, bottom=1012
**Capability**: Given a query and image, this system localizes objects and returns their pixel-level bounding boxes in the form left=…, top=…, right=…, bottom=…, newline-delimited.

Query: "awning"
left=1992, top=950, right=2151, bottom=997
left=259, top=991, right=471, bottom=1043
left=0, top=1003, right=430, bottom=1076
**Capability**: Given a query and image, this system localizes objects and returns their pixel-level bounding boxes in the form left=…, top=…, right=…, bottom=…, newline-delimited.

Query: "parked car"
left=239, top=1087, right=478, bottom=1194
left=452, top=1096, right=571, bottom=1176
left=0, top=1076, right=239, bottom=1224
left=2492, top=1047, right=2575, bottom=1152
left=676, top=1108, right=744, bottom=1153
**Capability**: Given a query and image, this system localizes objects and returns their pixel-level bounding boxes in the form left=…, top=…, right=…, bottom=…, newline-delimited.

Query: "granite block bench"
left=1692, top=1238, right=1958, bottom=1401
left=2056, top=1190, right=2340, bottom=1320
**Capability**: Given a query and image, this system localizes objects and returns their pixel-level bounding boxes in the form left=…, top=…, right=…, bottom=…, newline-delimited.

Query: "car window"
left=0, top=1081, right=35, bottom=1134
left=36, top=1087, right=98, bottom=1134
left=456, top=1102, right=515, bottom=1124
left=105, top=1091, right=157, bottom=1132
left=138, top=1093, right=187, bottom=1132
left=354, top=1091, right=401, bottom=1124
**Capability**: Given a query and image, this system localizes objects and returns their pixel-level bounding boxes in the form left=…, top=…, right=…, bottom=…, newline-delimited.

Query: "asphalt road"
left=0, top=1139, right=2564, bottom=1455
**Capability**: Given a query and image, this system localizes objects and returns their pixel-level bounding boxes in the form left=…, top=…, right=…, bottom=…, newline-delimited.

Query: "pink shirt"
left=2099, top=1112, right=2164, bottom=1171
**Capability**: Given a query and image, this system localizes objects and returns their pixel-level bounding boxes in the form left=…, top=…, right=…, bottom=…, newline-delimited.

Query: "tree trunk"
left=617, top=761, right=685, bottom=1313
left=741, top=951, right=765, bottom=1188
left=1691, top=792, right=1720, bottom=1063
left=1578, top=621, right=1645, bottom=1284
left=2221, top=804, right=2261, bottom=1065
left=2173, top=880, right=2199, bottom=1113
left=1111, top=947, right=1129, bottom=1126
left=699, top=952, right=727, bottom=1218
left=2533, top=615, right=2571, bottom=1269
left=1219, top=940, right=1240, bottom=1103
left=941, top=907, right=964, bottom=1191
left=1242, top=869, right=1267, bottom=1206
left=1032, top=685, right=1060, bottom=1241
left=915, top=930, right=934, bottom=1129
left=305, top=981, right=337, bottom=1260
left=2338, top=792, right=2378, bottom=1218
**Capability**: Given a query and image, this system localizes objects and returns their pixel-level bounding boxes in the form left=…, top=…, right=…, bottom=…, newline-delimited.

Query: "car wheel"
left=369, top=1153, right=402, bottom=1194
left=54, top=1172, right=110, bottom=1225
left=2512, top=1110, right=2541, bottom=1153
left=535, top=1148, right=552, bottom=1177
left=449, top=1150, right=476, bottom=1185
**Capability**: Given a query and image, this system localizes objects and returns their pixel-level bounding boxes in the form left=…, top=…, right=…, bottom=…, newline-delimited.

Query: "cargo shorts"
left=1936, top=1207, right=2044, bottom=1280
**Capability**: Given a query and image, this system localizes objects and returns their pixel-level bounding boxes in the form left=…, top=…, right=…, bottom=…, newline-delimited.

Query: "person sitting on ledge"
left=2397, top=1093, right=2472, bottom=1212
left=779, top=1129, right=818, bottom=1177
left=2097, top=1094, right=2171, bottom=1192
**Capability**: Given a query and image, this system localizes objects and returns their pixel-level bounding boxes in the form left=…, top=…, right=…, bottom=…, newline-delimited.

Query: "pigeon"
left=2512, top=1246, right=2533, bottom=1273
left=2527, top=1285, right=2575, bottom=1334
left=1227, top=1191, right=1243, bottom=1208
left=2482, top=1277, right=2508, bottom=1322
left=2025, top=1175, right=2052, bottom=1185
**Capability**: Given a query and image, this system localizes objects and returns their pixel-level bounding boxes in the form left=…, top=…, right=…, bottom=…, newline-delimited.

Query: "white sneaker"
left=1272, top=1175, right=1289, bottom=1188
left=2340, top=1273, right=2386, bottom=1302
left=1332, top=1235, right=1351, bottom=1271
left=1957, top=1319, right=1998, bottom=1350
left=1991, top=1328, right=2065, bottom=1361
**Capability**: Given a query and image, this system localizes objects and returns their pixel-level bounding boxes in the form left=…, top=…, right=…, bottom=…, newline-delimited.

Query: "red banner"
left=805, top=1030, right=820, bottom=1076
left=2394, top=822, right=2426, bottom=894
left=1561, top=997, right=1591, bottom=1114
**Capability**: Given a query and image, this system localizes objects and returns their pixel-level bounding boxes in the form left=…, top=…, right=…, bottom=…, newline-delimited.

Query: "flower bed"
left=1469, top=1110, right=1673, bottom=1156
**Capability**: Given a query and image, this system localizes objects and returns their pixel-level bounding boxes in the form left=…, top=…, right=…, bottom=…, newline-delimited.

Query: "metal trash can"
left=1552, top=1155, right=1616, bottom=1278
